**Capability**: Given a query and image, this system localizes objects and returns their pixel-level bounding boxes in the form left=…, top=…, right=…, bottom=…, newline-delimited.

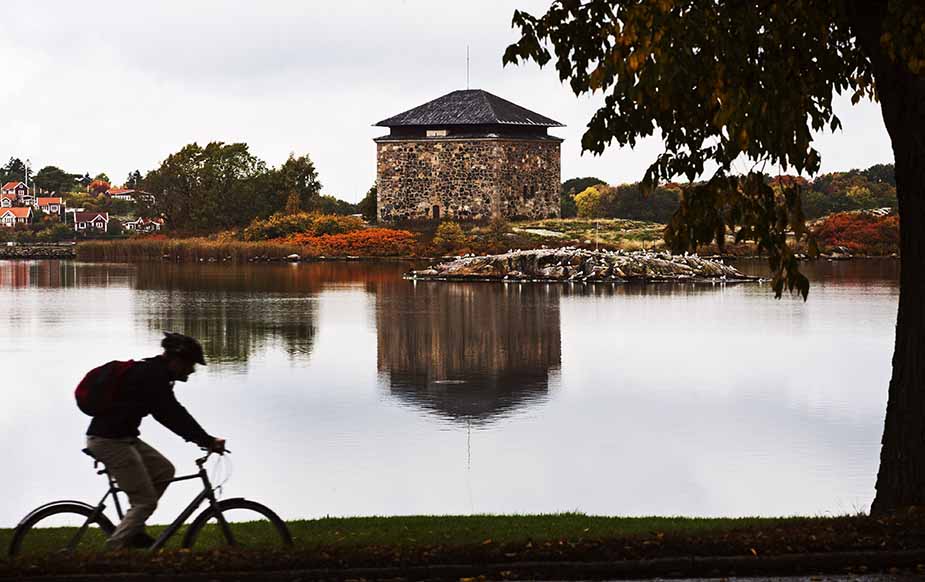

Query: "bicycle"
left=8, top=448, right=293, bottom=557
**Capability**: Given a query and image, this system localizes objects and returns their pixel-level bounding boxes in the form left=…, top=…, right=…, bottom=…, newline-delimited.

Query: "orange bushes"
left=286, top=228, right=418, bottom=256
left=812, top=212, right=899, bottom=255
left=242, top=212, right=364, bottom=241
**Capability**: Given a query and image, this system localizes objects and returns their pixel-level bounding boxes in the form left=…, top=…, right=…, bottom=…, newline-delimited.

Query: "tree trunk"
left=870, top=106, right=925, bottom=514
left=854, top=7, right=925, bottom=514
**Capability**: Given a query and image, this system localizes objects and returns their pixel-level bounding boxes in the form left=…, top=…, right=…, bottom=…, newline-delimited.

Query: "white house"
left=124, top=217, right=164, bottom=233
left=107, top=188, right=155, bottom=205
left=0, top=207, right=33, bottom=227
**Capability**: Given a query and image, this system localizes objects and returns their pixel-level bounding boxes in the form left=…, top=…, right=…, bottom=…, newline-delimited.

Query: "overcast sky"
left=0, top=1, right=894, bottom=202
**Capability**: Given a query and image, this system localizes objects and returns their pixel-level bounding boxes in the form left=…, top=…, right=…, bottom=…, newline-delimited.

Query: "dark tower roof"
left=375, top=89, right=564, bottom=128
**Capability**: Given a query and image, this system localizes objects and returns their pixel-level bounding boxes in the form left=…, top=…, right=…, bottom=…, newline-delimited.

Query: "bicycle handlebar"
left=195, top=448, right=231, bottom=467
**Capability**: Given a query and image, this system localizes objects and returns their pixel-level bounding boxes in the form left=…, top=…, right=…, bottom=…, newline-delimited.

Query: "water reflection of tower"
left=375, top=280, right=562, bottom=425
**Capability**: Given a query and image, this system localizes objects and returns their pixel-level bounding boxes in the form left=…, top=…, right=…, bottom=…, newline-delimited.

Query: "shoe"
left=129, top=531, right=156, bottom=549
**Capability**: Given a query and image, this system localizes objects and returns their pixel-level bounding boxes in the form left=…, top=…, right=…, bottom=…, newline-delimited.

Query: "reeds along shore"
left=76, top=239, right=304, bottom=263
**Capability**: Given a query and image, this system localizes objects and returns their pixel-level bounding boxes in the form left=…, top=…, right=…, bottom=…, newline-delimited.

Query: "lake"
left=0, top=258, right=900, bottom=526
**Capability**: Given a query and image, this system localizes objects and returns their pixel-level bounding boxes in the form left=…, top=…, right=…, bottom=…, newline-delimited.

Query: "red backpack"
left=74, top=360, right=137, bottom=416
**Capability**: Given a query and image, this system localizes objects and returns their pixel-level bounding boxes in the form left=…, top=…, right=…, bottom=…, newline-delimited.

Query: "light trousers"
left=85, top=436, right=175, bottom=549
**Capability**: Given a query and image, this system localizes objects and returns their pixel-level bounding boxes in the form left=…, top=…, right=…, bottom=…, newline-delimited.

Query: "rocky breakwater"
left=406, top=248, right=757, bottom=283
left=0, top=244, right=76, bottom=259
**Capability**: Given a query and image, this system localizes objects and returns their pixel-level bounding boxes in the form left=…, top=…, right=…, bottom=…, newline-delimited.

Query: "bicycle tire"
left=8, top=502, right=116, bottom=557
left=182, top=498, right=293, bottom=550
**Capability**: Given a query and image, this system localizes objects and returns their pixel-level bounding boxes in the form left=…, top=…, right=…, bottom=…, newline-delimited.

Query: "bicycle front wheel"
left=182, top=498, right=292, bottom=550
left=9, top=502, right=115, bottom=557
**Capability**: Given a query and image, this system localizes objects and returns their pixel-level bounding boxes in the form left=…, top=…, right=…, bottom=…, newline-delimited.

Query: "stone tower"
left=374, top=89, right=563, bottom=223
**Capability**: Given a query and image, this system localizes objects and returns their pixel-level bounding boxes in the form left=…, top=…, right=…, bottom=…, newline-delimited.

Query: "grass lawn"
left=3, top=511, right=925, bottom=577
left=513, top=218, right=667, bottom=250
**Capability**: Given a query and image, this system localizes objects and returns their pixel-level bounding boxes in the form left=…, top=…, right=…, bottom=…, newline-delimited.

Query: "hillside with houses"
left=0, top=160, right=164, bottom=242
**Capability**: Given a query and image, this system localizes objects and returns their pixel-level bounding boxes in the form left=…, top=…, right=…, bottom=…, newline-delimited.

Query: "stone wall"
left=497, top=141, right=561, bottom=220
left=376, top=138, right=560, bottom=223
left=0, top=244, right=75, bottom=259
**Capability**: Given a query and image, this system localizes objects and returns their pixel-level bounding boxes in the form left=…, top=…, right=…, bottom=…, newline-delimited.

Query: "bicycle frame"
left=69, top=453, right=235, bottom=551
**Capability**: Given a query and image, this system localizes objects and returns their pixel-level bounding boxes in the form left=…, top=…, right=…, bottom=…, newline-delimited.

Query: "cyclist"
left=84, top=332, right=226, bottom=550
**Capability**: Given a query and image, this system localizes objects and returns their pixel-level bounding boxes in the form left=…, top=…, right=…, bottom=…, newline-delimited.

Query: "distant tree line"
left=143, top=142, right=366, bottom=233
left=0, top=157, right=116, bottom=195
left=801, top=163, right=896, bottom=218
left=0, top=145, right=366, bottom=235
left=560, top=163, right=897, bottom=222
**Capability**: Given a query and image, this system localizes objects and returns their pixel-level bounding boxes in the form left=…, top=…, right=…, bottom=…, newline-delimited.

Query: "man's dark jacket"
left=86, top=356, right=213, bottom=447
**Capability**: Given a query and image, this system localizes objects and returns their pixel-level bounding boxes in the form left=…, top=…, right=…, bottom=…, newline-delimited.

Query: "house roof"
left=75, top=211, right=109, bottom=222
left=1, top=181, right=25, bottom=191
left=375, top=89, right=564, bottom=128
left=2, top=207, right=32, bottom=218
left=129, top=217, right=164, bottom=227
left=0, top=193, right=15, bottom=200
left=107, top=188, right=135, bottom=196
left=37, top=197, right=63, bottom=205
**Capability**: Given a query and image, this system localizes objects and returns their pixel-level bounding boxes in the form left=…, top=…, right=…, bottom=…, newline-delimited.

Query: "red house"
left=1, top=181, right=30, bottom=204
left=73, top=211, right=109, bottom=233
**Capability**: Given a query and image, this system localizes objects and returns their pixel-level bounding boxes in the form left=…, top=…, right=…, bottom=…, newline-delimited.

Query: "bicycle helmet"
left=161, top=332, right=207, bottom=365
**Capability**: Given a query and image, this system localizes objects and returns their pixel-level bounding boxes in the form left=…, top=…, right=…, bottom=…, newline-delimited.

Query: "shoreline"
left=0, top=242, right=901, bottom=263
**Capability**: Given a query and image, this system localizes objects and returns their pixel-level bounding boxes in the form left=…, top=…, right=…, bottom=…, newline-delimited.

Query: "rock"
left=540, top=266, right=566, bottom=278
left=406, top=248, right=758, bottom=284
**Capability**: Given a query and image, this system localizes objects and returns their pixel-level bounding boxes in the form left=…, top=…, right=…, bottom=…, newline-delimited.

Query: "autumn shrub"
left=286, top=228, right=417, bottom=257
left=812, top=212, right=899, bottom=255
left=431, top=221, right=468, bottom=253
left=243, top=212, right=316, bottom=241
left=35, top=223, right=74, bottom=242
left=473, top=216, right=512, bottom=253
left=243, top=212, right=364, bottom=241
left=210, top=229, right=240, bottom=243
left=308, top=214, right=364, bottom=235
left=88, top=179, right=110, bottom=196
left=574, top=186, right=604, bottom=218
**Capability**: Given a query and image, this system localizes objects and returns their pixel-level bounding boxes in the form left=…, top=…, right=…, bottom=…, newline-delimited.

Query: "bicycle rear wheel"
left=182, top=498, right=292, bottom=550
left=8, top=502, right=115, bottom=557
